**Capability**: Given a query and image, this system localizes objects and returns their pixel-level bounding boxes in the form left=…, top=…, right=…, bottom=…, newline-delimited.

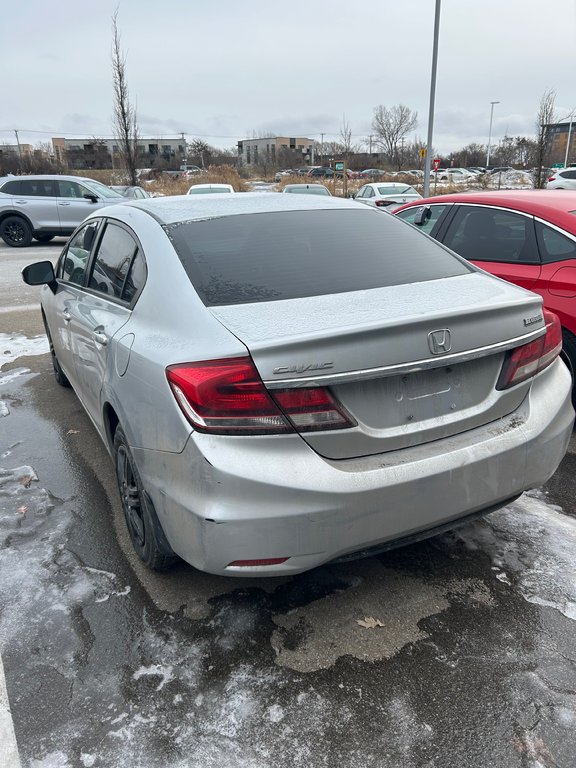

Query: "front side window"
left=395, top=204, right=448, bottom=235
left=443, top=206, right=539, bottom=263
left=57, top=180, right=90, bottom=199
left=59, top=222, right=99, bottom=285
left=536, top=222, right=576, bottom=263
left=89, top=223, right=138, bottom=300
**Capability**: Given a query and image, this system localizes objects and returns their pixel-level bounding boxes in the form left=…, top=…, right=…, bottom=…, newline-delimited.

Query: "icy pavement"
left=1, top=336, right=576, bottom=767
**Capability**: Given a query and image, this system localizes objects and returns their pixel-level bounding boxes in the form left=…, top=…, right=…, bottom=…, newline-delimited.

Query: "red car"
left=394, top=191, right=576, bottom=383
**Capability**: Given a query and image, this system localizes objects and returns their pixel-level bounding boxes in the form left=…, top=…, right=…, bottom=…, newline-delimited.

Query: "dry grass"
left=70, top=165, right=248, bottom=196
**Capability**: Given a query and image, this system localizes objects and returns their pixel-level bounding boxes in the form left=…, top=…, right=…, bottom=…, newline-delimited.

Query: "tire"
left=113, top=427, right=178, bottom=571
left=34, top=234, right=55, bottom=243
left=0, top=215, right=33, bottom=247
left=561, top=329, right=576, bottom=407
left=42, top=316, right=71, bottom=388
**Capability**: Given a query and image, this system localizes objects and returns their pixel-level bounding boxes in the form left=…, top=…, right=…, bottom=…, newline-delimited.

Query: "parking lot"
left=1, top=238, right=576, bottom=768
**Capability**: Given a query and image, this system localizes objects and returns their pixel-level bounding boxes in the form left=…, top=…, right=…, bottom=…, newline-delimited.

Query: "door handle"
left=63, top=309, right=71, bottom=322
left=93, top=331, right=108, bottom=346
left=58, top=202, right=71, bottom=206
left=14, top=199, right=28, bottom=204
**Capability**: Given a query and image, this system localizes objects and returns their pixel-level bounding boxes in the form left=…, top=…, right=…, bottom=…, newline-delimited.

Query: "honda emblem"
left=428, top=329, right=452, bottom=355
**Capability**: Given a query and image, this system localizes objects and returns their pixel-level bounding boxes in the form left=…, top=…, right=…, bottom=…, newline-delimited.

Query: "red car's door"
left=441, top=204, right=542, bottom=289
left=533, top=219, right=576, bottom=335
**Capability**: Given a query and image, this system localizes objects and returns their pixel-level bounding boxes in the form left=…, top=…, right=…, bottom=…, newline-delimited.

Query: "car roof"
left=397, top=190, right=576, bottom=232
left=101, top=191, right=360, bottom=225
left=0, top=174, right=102, bottom=184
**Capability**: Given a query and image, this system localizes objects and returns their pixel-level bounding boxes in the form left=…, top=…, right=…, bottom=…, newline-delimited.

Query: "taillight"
left=166, top=357, right=355, bottom=434
left=375, top=199, right=394, bottom=207
left=548, top=176, right=556, bottom=181
left=496, top=309, right=562, bottom=390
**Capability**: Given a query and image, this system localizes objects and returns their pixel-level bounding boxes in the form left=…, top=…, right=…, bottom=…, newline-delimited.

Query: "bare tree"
left=372, top=104, right=418, bottom=168
left=111, top=8, right=139, bottom=185
left=188, top=138, right=213, bottom=169
left=339, top=115, right=359, bottom=161
left=534, top=88, right=556, bottom=188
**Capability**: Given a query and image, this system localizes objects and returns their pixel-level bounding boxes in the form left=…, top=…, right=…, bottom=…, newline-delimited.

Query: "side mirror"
left=22, top=261, right=57, bottom=294
left=413, top=206, right=431, bottom=226
left=83, top=193, right=98, bottom=203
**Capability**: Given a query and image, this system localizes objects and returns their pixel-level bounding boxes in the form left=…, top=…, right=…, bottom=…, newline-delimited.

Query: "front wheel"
left=42, top=316, right=71, bottom=388
left=114, top=427, right=178, bottom=571
left=0, top=216, right=33, bottom=247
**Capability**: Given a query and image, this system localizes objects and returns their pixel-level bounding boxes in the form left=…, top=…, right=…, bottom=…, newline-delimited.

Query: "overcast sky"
left=3, top=0, right=576, bottom=155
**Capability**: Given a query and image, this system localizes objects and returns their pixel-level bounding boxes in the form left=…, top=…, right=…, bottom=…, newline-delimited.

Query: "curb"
left=0, top=654, right=22, bottom=768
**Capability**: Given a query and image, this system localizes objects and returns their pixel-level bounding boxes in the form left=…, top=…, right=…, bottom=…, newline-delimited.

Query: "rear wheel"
left=561, top=328, right=576, bottom=407
left=114, top=427, right=178, bottom=571
left=0, top=216, right=33, bottom=247
left=34, top=234, right=55, bottom=243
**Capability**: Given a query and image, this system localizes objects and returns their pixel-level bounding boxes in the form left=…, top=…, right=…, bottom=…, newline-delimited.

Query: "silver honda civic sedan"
left=22, top=194, right=574, bottom=576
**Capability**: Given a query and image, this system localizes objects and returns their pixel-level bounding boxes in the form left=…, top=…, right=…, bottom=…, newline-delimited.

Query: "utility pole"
left=320, top=133, right=324, bottom=165
left=14, top=129, right=22, bottom=159
left=486, top=101, right=500, bottom=167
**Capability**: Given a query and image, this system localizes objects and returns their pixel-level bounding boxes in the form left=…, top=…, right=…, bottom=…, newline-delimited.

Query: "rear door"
left=534, top=219, right=576, bottom=333
left=441, top=204, right=542, bottom=289
left=67, top=221, right=145, bottom=424
left=16, top=178, right=59, bottom=231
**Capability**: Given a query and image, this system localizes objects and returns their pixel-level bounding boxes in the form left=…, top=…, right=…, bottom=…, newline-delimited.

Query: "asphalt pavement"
left=1, top=238, right=576, bottom=768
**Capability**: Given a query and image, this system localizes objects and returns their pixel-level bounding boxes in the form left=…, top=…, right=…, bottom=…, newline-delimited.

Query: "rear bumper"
left=134, top=359, right=574, bottom=576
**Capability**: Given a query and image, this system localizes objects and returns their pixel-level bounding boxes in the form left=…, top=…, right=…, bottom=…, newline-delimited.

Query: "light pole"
left=563, top=109, right=575, bottom=167
left=486, top=101, right=500, bottom=167
left=423, top=0, right=441, bottom=198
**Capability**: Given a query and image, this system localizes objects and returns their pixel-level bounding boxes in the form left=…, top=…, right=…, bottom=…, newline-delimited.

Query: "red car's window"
left=535, top=221, right=576, bottom=264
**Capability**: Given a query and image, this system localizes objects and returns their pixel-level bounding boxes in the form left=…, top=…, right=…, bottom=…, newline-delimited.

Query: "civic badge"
left=428, top=329, right=452, bottom=355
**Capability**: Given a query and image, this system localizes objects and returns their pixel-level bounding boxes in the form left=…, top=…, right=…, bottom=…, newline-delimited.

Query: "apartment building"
left=237, top=136, right=316, bottom=167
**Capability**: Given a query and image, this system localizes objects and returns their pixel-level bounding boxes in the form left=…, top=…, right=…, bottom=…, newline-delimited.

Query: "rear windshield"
left=377, top=185, right=416, bottom=195
left=166, top=209, right=471, bottom=306
left=188, top=187, right=231, bottom=194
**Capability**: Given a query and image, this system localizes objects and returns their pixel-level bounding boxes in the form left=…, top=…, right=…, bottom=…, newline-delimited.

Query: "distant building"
left=546, top=121, right=576, bottom=165
left=52, top=137, right=188, bottom=169
left=237, top=136, right=316, bottom=167
left=0, top=143, right=34, bottom=158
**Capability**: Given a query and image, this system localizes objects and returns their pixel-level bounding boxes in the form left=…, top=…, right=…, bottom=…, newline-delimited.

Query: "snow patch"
left=0, top=332, right=49, bottom=368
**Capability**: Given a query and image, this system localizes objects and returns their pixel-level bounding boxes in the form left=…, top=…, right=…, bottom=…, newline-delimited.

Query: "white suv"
left=0, top=175, right=124, bottom=247
left=547, top=167, right=576, bottom=190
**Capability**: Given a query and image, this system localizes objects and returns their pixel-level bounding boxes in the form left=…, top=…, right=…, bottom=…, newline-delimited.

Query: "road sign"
left=551, top=163, right=564, bottom=168
left=334, top=161, right=345, bottom=172
left=433, top=158, right=440, bottom=171
left=420, top=148, right=427, bottom=159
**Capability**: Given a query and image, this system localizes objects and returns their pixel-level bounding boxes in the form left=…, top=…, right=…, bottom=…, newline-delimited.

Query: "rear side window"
left=89, top=223, right=138, bottom=300
left=560, top=170, right=576, bottom=180
left=166, top=209, right=471, bottom=306
left=19, top=179, right=56, bottom=196
left=536, top=222, right=576, bottom=263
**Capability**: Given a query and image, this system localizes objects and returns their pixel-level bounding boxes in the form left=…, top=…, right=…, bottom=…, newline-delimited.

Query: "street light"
left=423, top=0, right=442, bottom=198
left=486, top=101, right=500, bottom=167
left=563, top=109, right=575, bottom=167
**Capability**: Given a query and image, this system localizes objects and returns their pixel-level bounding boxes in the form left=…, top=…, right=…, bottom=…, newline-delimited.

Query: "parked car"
left=394, top=190, right=576, bottom=396
left=281, top=184, right=331, bottom=196
left=353, top=182, right=422, bottom=210
left=307, top=167, right=334, bottom=178
left=360, top=169, right=386, bottom=179
left=187, top=183, right=235, bottom=194
left=489, top=166, right=515, bottom=175
left=274, top=170, right=295, bottom=182
left=0, top=174, right=124, bottom=247
left=179, top=165, right=203, bottom=174
left=111, top=185, right=151, bottom=200
left=439, top=168, right=476, bottom=182
left=547, top=168, right=576, bottom=190
left=22, top=194, right=573, bottom=575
